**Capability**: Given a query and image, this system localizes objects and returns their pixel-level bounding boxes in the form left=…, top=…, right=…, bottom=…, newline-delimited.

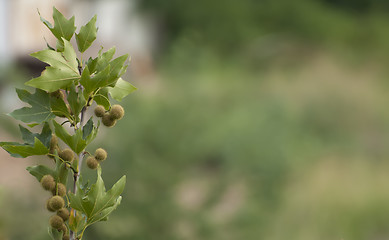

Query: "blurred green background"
left=3, top=0, right=389, bottom=239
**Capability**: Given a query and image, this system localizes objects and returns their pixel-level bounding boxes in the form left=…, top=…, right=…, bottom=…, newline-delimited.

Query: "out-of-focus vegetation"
left=3, top=0, right=389, bottom=239
left=140, top=0, right=389, bottom=61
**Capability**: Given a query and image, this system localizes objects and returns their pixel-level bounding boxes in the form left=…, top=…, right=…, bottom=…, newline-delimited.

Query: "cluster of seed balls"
left=45, top=135, right=74, bottom=240
left=41, top=175, right=70, bottom=240
left=94, top=104, right=124, bottom=127
left=86, top=148, right=107, bottom=170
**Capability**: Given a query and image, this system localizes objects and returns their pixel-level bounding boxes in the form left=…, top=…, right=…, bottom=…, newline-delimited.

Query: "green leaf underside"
left=26, top=39, right=80, bottom=92
left=0, top=137, right=48, bottom=158
left=40, top=7, right=76, bottom=41
left=68, top=168, right=125, bottom=227
left=76, top=15, right=97, bottom=53
left=9, top=89, right=55, bottom=123
left=109, top=78, right=137, bottom=101
left=26, top=165, right=56, bottom=182
left=53, top=120, right=98, bottom=154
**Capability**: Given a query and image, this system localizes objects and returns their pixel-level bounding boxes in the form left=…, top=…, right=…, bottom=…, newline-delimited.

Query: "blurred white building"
left=0, top=0, right=154, bottom=69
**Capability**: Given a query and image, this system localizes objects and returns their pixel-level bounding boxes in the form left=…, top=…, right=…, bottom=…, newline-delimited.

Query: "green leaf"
left=53, top=121, right=85, bottom=154
left=27, top=123, right=40, bottom=128
left=26, top=39, right=80, bottom=92
left=56, top=39, right=64, bottom=52
left=86, top=57, right=98, bottom=74
left=93, top=88, right=110, bottom=110
left=0, top=137, right=49, bottom=158
left=88, top=196, right=122, bottom=225
left=82, top=118, right=94, bottom=140
left=68, top=168, right=126, bottom=226
left=9, top=89, right=55, bottom=123
left=106, top=54, right=129, bottom=86
left=109, top=78, right=137, bottom=101
left=69, top=209, right=87, bottom=234
left=50, top=95, right=71, bottom=119
left=89, top=65, right=111, bottom=92
left=96, top=47, right=116, bottom=72
left=80, top=66, right=92, bottom=97
left=53, top=120, right=98, bottom=154
left=68, top=84, right=86, bottom=118
left=55, top=155, right=69, bottom=185
left=61, top=38, right=79, bottom=72
left=40, top=7, right=76, bottom=41
left=48, top=227, right=63, bottom=240
left=26, top=165, right=55, bottom=182
left=76, top=15, right=97, bottom=53
left=19, top=122, right=52, bottom=148
left=25, top=67, right=80, bottom=92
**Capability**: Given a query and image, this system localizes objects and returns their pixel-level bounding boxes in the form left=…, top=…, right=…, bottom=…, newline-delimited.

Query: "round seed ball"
left=59, top=148, right=74, bottom=162
left=53, top=183, right=67, bottom=197
left=49, top=215, right=64, bottom=229
left=102, top=113, right=116, bottom=127
left=94, top=148, right=107, bottom=161
left=94, top=105, right=106, bottom=118
left=110, top=104, right=124, bottom=120
left=46, top=198, right=56, bottom=212
left=57, top=208, right=70, bottom=221
left=49, top=196, right=65, bottom=211
left=86, top=156, right=99, bottom=170
left=41, top=175, right=56, bottom=191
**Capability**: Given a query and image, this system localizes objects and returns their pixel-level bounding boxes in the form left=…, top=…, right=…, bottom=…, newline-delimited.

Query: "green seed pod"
left=102, top=113, right=116, bottom=127
left=60, top=223, right=68, bottom=233
left=49, top=146, right=60, bottom=159
left=57, top=208, right=70, bottom=221
left=50, top=134, right=58, bottom=149
left=59, top=148, right=74, bottom=162
left=41, top=175, right=56, bottom=191
left=94, top=105, right=106, bottom=118
left=49, top=215, right=64, bottom=229
left=53, top=183, right=67, bottom=197
left=86, top=156, right=99, bottom=170
left=94, top=148, right=107, bottom=161
left=46, top=198, right=56, bottom=212
left=62, top=235, right=70, bottom=240
left=49, top=196, right=65, bottom=211
left=110, top=104, right=124, bottom=120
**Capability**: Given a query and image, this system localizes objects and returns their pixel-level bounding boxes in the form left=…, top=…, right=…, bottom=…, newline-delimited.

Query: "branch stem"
left=69, top=106, right=86, bottom=240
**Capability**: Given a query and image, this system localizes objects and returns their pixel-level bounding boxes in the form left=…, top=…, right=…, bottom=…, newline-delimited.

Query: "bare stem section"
left=70, top=106, right=86, bottom=240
